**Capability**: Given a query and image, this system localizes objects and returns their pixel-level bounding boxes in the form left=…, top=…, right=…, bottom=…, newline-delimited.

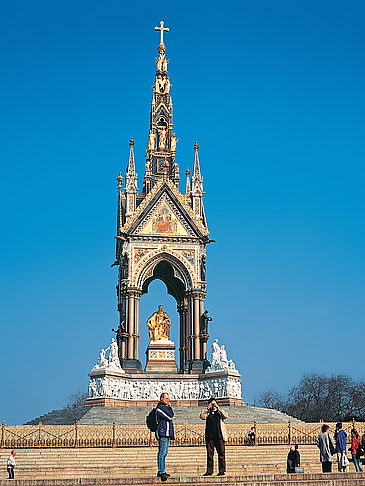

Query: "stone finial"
left=117, top=172, right=124, bottom=190
left=194, top=141, right=199, bottom=151
left=129, top=138, right=134, bottom=147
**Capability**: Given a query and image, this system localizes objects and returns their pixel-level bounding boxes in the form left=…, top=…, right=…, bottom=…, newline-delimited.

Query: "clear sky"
left=1, top=0, right=364, bottom=424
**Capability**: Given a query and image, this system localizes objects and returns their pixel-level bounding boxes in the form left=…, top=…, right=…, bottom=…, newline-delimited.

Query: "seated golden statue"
left=147, top=305, right=171, bottom=341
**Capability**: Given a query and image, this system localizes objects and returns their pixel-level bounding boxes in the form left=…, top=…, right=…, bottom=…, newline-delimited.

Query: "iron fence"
left=1, top=420, right=364, bottom=449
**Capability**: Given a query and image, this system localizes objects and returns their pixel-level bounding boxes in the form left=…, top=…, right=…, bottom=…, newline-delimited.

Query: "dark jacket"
left=200, top=408, right=228, bottom=442
left=156, top=402, right=174, bottom=440
left=287, top=449, right=299, bottom=473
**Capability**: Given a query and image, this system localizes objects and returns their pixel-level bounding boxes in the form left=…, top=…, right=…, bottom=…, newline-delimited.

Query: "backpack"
left=146, top=408, right=157, bottom=431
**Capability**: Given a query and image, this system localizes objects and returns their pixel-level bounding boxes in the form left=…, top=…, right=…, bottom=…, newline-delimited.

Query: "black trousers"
left=322, top=461, right=332, bottom=472
left=206, top=439, right=226, bottom=474
left=7, top=467, right=14, bottom=479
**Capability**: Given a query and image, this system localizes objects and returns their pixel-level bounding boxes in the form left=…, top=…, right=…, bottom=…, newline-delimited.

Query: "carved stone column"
left=193, top=296, right=200, bottom=359
left=177, top=300, right=187, bottom=372
left=186, top=293, right=194, bottom=366
left=127, top=294, right=135, bottom=359
left=135, top=295, right=141, bottom=360
left=187, top=288, right=206, bottom=373
left=121, top=287, right=142, bottom=372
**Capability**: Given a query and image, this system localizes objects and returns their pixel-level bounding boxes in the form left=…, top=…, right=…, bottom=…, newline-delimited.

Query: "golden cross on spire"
left=155, top=21, right=169, bottom=45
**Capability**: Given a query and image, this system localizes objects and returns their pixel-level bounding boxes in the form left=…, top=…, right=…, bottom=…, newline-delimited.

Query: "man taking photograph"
left=200, top=398, right=228, bottom=476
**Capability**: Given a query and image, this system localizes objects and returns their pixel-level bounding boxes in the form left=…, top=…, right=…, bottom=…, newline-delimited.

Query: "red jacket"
left=351, top=435, right=361, bottom=455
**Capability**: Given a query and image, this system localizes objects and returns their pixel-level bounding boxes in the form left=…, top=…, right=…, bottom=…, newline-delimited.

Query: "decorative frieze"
left=88, top=372, right=242, bottom=401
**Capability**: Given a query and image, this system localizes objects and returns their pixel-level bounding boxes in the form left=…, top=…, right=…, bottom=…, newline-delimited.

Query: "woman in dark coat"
left=287, top=445, right=299, bottom=473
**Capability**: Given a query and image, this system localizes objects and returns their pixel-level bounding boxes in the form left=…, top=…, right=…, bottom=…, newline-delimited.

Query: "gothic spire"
left=185, top=168, right=191, bottom=195
left=125, top=138, right=138, bottom=193
left=116, top=172, right=124, bottom=233
left=191, top=142, right=203, bottom=195
left=143, top=21, right=180, bottom=193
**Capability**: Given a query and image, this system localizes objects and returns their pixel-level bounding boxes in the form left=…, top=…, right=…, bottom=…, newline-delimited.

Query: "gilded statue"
left=147, top=305, right=171, bottom=341
left=158, top=128, right=167, bottom=149
left=164, top=78, right=170, bottom=94
left=148, top=131, right=155, bottom=150
left=171, top=133, right=178, bottom=151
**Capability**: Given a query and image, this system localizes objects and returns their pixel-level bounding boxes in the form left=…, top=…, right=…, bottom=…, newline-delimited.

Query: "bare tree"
left=63, top=390, right=88, bottom=409
left=283, top=374, right=365, bottom=422
left=256, top=390, right=284, bottom=410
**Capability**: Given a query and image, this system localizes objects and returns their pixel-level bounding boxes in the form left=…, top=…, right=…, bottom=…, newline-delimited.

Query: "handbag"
left=341, top=454, right=349, bottom=467
left=294, top=466, right=304, bottom=474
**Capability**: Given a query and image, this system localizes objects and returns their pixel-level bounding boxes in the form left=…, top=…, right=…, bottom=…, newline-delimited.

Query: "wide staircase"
left=0, top=445, right=364, bottom=485
left=25, top=406, right=301, bottom=425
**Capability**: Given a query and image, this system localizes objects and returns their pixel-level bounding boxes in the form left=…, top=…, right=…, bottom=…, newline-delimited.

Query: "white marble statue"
left=94, top=348, right=107, bottom=370
left=212, top=339, right=220, bottom=363
left=208, top=339, right=238, bottom=372
left=220, top=345, right=228, bottom=363
left=92, top=338, right=125, bottom=373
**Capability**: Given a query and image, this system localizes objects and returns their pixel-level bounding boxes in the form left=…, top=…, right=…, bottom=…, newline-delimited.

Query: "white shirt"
left=7, top=454, right=16, bottom=467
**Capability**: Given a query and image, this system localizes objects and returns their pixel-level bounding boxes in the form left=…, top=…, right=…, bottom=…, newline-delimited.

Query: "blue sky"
left=1, top=0, right=364, bottom=424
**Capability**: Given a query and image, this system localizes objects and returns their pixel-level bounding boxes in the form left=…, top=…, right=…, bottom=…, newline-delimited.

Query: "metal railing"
left=1, top=420, right=364, bottom=449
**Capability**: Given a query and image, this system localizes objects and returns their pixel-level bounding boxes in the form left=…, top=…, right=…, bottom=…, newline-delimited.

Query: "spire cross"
left=155, top=21, right=169, bottom=45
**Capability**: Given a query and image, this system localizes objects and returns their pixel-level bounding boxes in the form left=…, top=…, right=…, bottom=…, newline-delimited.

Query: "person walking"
left=200, top=398, right=228, bottom=476
left=335, top=422, right=348, bottom=472
left=6, top=450, right=16, bottom=479
left=156, top=392, right=174, bottom=482
left=317, top=424, right=336, bottom=472
left=351, top=429, right=364, bottom=472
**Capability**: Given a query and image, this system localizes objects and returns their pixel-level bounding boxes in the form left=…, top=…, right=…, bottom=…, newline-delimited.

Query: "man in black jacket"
left=199, top=398, right=228, bottom=476
left=156, top=392, right=174, bottom=482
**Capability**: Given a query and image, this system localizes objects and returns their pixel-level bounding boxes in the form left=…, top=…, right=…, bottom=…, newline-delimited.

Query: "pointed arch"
left=136, top=251, right=193, bottom=302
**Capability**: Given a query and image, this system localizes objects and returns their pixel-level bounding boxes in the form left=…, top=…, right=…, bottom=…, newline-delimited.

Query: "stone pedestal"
left=145, top=340, right=178, bottom=373
left=86, top=368, right=244, bottom=407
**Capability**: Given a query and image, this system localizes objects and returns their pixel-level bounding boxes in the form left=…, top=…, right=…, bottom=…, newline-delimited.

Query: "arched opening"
left=157, top=116, right=167, bottom=127
left=139, top=279, right=178, bottom=369
left=142, top=260, right=186, bottom=301
left=119, top=252, right=205, bottom=373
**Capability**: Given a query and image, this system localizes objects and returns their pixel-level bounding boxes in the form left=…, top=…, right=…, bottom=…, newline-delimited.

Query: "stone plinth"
left=145, top=340, right=178, bottom=373
left=85, top=369, right=243, bottom=407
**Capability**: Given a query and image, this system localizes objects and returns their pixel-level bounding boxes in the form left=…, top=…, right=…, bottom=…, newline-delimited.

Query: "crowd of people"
left=287, top=421, right=365, bottom=475
left=316, top=422, right=364, bottom=473
left=5, top=402, right=365, bottom=481
left=153, top=393, right=364, bottom=481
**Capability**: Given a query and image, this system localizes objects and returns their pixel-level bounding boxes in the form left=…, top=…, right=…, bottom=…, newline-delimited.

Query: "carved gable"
left=122, top=180, right=208, bottom=238
left=139, top=199, right=191, bottom=236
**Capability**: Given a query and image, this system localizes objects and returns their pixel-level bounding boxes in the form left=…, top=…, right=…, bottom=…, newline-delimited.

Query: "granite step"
left=1, top=446, right=362, bottom=480
left=1, top=473, right=365, bottom=486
